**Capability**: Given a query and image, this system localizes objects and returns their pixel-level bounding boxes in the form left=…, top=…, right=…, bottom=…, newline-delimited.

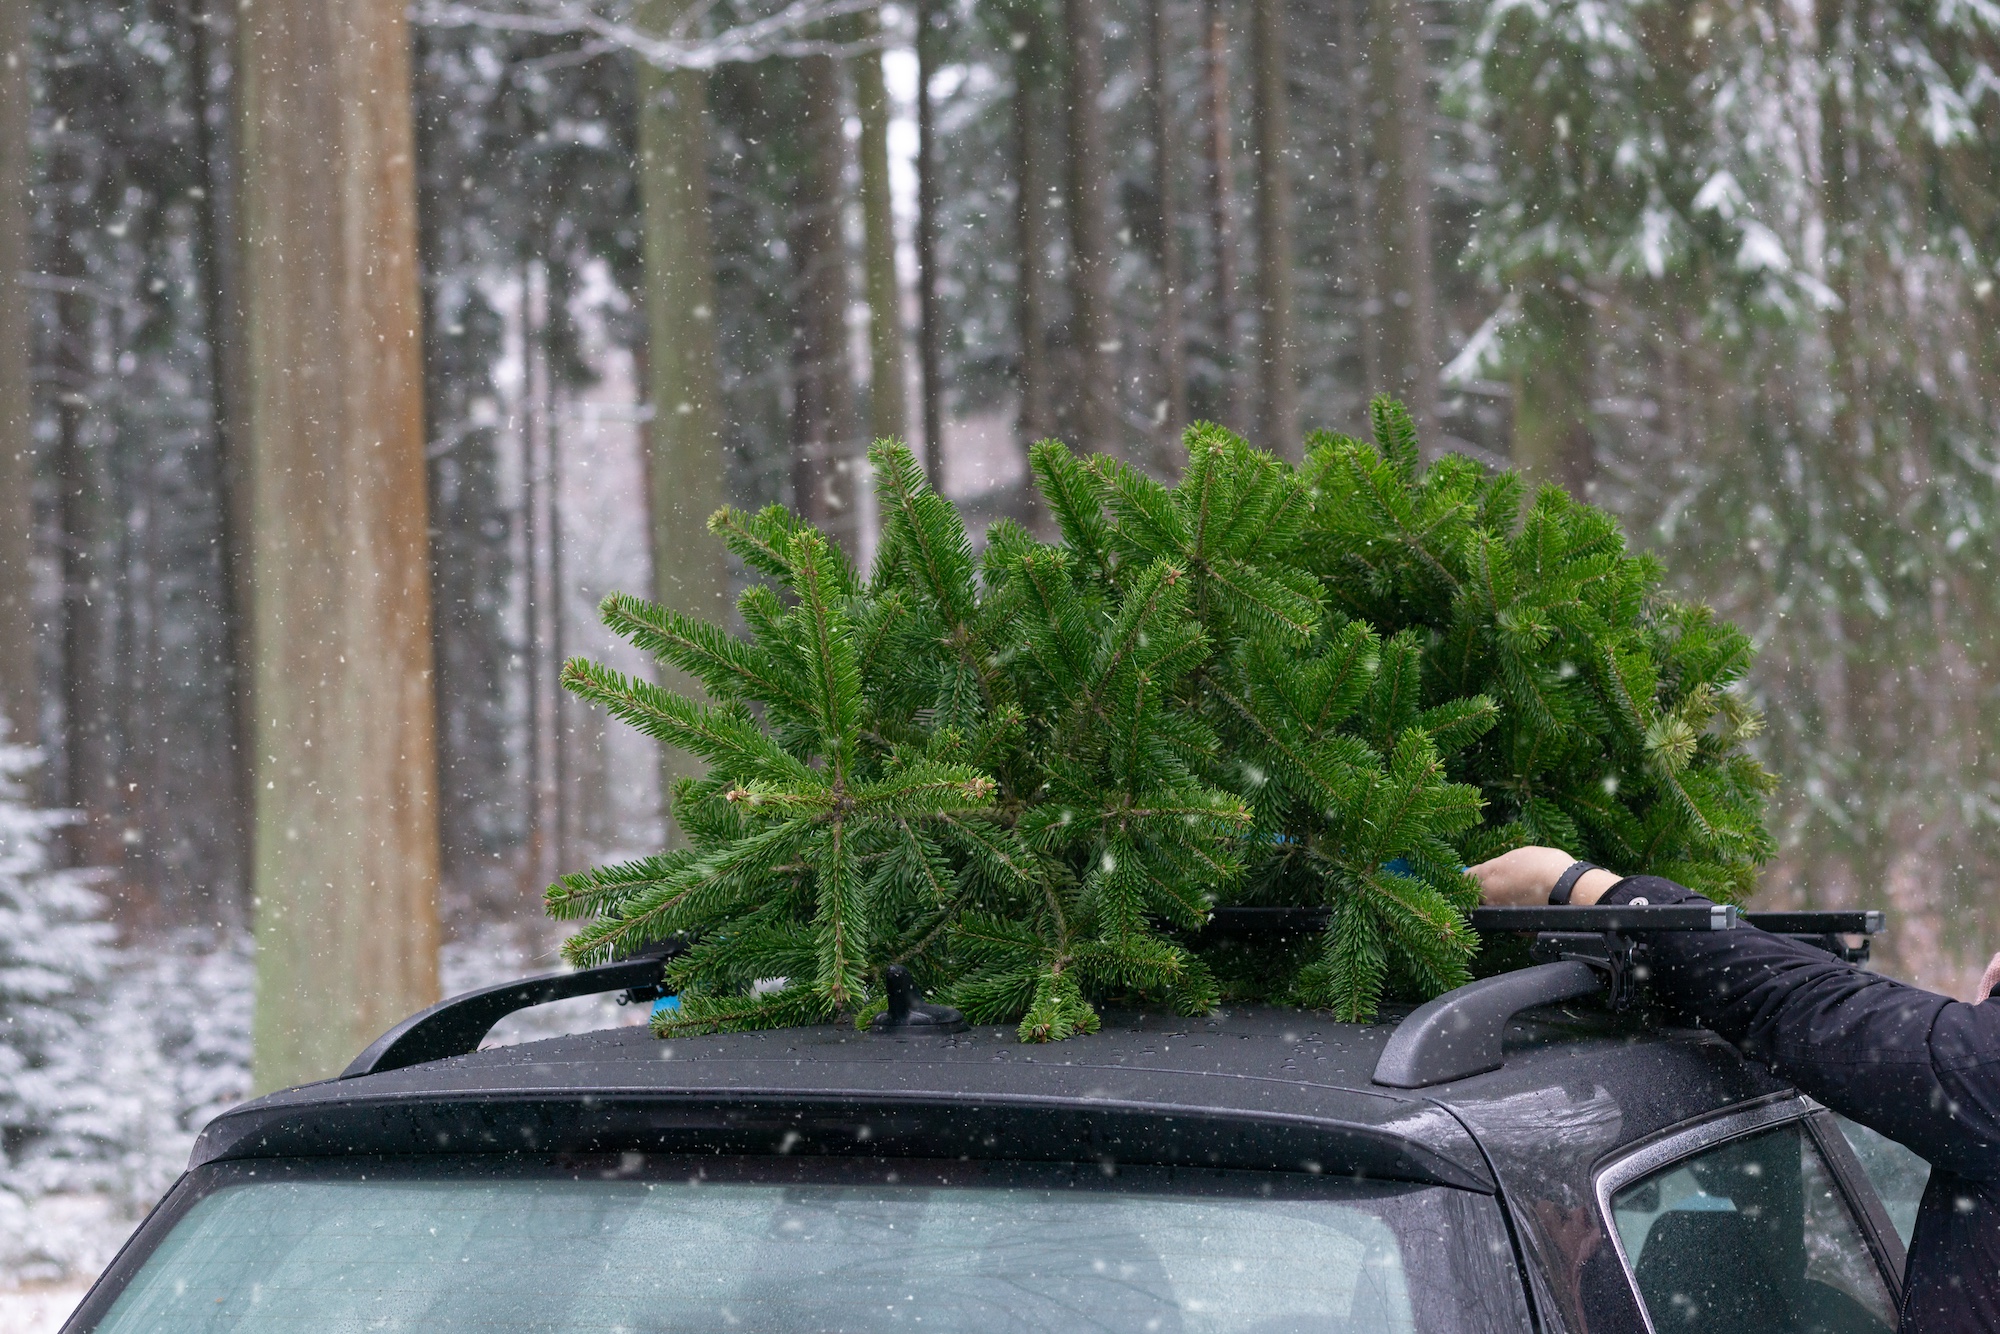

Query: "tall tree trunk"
left=915, top=0, right=945, bottom=477
left=1146, top=0, right=1188, bottom=467
left=1248, top=0, right=1296, bottom=455
left=521, top=263, right=558, bottom=892
left=1366, top=0, right=1437, bottom=434
left=1064, top=0, right=1116, bottom=455
left=183, top=0, right=253, bottom=926
left=47, top=145, right=120, bottom=870
left=634, top=1, right=728, bottom=842
left=1815, top=0, right=1862, bottom=465
left=1203, top=0, right=1244, bottom=431
left=1342, top=0, right=1382, bottom=394
left=0, top=0, right=34, bottom=745
left=791, top=53, right=863, bottom=551
left=853, top=13, right=906, bottom=447
left=1012, top=8, right=1053, bottom=445
left=1510, top=278, right=1593, bottom=492
left=237, top=0, right=441, bottom=1091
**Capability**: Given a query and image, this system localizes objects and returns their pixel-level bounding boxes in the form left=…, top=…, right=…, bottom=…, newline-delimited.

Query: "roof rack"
left=342, top=905, right=1884, bottom=1084
left=342, top=939, right=685, bottom=1079
left=1363, top=903, right=1885, bottom=1088
left=1204, top=904, right=1879, bottom=942
left=1371, top=962, right=1604, bottom=1088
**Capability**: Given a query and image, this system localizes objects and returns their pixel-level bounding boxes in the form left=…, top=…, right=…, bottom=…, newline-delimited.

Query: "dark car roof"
left=193, top=1003, right=1792, bottom=1194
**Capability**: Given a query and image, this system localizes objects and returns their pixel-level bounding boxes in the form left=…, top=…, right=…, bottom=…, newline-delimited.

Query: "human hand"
left=1468, top=846, right=1620, bottom=906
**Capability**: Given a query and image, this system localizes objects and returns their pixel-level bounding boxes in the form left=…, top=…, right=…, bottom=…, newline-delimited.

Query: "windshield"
left=79, top=1156, right=1524, bottom=1334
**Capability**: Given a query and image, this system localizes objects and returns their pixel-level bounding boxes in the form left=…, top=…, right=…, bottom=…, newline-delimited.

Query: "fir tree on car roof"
left=552, top=400, right=1775, bottom=1038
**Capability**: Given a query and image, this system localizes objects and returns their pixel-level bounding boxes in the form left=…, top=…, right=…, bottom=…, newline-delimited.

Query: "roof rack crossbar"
left=341, top=940, right=685, bottom=1079
left=1741, top=910, right=1885, bottom=935
left=1471, top=905, right=1738, bottom=933
left=1205, top=905, right=1880, bottom=938
left=1371, top=961, right=1605, bottom=1089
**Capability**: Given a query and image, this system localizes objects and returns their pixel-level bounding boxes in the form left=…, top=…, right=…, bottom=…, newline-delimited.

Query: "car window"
left=1832, top=1113, right=1931, bottom=1248
left=1608, top=1122, right=1895, bottom=1334
left=82, top=1156, right=1528, bottom=1334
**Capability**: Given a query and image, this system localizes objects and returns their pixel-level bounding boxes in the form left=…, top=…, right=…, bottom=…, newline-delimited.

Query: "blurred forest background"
left=1, top=0, right=1999, bottom=1288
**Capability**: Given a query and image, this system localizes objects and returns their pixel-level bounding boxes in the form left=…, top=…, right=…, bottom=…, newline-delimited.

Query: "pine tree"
left=1032, top=414, right=1495, bottom=1020
left=0, top=724, right=117, bottom=1187
left=553, top=448, right=1246, bottom=1041
left=554, top=403, right=1774, bottom=1036
left=1299, top=399, right=1776, bottom=902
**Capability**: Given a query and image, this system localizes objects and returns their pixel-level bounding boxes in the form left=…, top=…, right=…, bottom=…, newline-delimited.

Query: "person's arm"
left=1470, top=848, right=2000, bottom=1181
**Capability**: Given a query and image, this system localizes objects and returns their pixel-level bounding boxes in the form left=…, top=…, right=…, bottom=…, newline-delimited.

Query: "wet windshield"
left=83, top=1158, right=1524, bottom=1334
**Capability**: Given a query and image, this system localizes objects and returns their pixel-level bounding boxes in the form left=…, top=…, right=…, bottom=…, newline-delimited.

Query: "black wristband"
left=1549, top=860, right=1600, bottom=906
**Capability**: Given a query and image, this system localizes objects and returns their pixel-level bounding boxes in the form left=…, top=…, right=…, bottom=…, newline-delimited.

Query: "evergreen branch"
left=561, top=659, right=818, bottom=787
left=1018, top=968, right=1100, bottom=1042
left=556, top=822, right=808, bottom=965
left=787, top=530, right=865, bottom=779
left=809, top=820, right=867, bottom=1006
left=708, top=504, right=858, bottom=596
left=1100, top=456, right=1193, bottom=558
left=1029, top=440, right=1116, bottom=581
left=599, top=591, right=811, bottom=714
left=850, top=765, right=998, bottom=814
left=1085, top=560, right=1190, bottom=710
left=656, top=984, right=832, bottom=1037
left=544, top=850, right=695, bottom=921
left=1204, top=558, right=1322, bottom=641
left=1417, top=696, right=1501, bottom=754
left=869, top=440, right=983, bottom=638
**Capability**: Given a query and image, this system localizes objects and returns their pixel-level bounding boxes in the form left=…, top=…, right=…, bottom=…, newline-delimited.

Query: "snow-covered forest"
left=1, top=0, right=1999, bottom=1306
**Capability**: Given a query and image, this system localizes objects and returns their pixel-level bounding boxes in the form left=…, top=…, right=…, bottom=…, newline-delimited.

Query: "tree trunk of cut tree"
left=1012, top=8, right=1053, bottom=446
left=0, top=0, right=34, bottom=745
left=790, top=52, right=863, bottom=552
left=1203, top=0, right=1243, bottom=432
left=634, top=0, right=729, bottom=842
left=1248, top=0, right=1296, bottom=455
left=1064, top=0, right=1116, bottom=456
left=853, top=14, right=906, bottom=447
left=1147, top=0, right=1188, bottom=469
left=1367, top=0, right=1437, bottom=435
left=237, top=0, right=441, bottom=1092
left=1511, top=278, right=1594, bottom=492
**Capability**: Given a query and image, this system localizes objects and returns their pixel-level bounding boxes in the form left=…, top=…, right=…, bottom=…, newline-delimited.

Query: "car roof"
left=191, top=1003, right=1791, bottom=1193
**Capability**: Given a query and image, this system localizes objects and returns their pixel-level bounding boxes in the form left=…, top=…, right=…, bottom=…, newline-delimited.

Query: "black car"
left=62, top=907, right=1933, bottom=1334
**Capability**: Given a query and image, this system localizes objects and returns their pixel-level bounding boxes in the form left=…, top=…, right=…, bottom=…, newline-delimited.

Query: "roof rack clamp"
left=868, top=965, right=968, bottom=1035
left=1530, top=931, right=1652, bottom=1012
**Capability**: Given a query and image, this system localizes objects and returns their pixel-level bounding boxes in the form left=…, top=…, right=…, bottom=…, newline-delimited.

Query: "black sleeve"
left=1603, top=875, right=2000, bottom=1181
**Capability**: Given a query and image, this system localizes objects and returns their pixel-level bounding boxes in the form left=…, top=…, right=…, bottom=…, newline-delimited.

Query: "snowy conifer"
left=0, top=722, right=116, bottom=1260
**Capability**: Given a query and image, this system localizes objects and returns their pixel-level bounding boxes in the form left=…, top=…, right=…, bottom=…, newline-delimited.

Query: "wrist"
left=1569, top=868, right=1622, bottom=905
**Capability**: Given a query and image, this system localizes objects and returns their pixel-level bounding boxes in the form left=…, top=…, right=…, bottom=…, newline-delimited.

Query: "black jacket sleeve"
left=1604, top=875, right=2000, bottom=1182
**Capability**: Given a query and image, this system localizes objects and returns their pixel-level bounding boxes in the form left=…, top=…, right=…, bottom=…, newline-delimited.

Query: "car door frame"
left=1591, top=1095, right=1907, bottom=1334
left=1800, top=1099, right=1912, bottom=1288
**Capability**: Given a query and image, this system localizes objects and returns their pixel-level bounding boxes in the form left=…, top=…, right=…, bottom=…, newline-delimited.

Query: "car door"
left=1593, top=1099, right=1906, bottom=1334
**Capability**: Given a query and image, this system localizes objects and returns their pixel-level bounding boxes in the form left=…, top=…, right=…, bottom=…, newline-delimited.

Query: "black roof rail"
left=342, top=939, right=685, bottom=1079
left=1365, top=903, right=1887, bottom=1088
left=1372, top=961, right=1605, bottom=1088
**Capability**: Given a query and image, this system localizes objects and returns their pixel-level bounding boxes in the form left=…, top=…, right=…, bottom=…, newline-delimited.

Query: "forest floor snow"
left=0, top=918, right=645, bottom=1318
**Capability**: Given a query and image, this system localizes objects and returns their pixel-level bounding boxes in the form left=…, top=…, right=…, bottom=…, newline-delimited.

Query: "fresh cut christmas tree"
left=552, top=401, right=1774, bottom=1039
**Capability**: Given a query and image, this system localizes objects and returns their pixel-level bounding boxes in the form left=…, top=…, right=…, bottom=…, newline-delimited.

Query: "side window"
left=1833, top=1113, right=1930, bottom=1248
left=1608, top=1122, right=1895, bottom=1334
